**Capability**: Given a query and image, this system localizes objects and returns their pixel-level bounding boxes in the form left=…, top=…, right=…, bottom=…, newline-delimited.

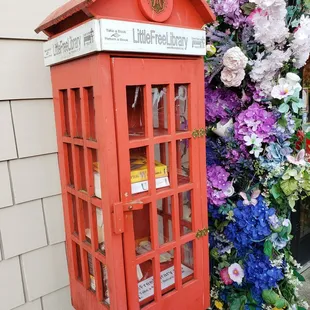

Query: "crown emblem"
left=149, top=0, right=166, bottom=13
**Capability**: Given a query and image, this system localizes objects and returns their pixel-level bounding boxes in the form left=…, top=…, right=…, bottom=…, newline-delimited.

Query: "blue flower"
left=224, top=196, right=275, bottom=253
left=244, top=251, right=284, bottom=296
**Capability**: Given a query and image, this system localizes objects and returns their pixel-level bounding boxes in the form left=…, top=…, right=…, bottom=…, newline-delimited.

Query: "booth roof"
left=35, top=0, right=215, bottom=34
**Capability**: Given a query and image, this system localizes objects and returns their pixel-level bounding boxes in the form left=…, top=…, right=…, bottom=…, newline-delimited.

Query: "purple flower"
left=234, top=103, right=277, bottom=144
left=207, top=165, right=233, bottom=206
left=205, top=85, right=243, bottom=124
left=211, top=0, right=247, bottom=28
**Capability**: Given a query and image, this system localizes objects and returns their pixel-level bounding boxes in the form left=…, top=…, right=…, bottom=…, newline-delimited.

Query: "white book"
left=94, top=172, right=170, bottom=197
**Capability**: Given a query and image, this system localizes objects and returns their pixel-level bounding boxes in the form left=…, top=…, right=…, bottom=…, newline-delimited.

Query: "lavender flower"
left=234, top=103, right=277, bottom=143
left=211, top=0, right=247, bottom=28
left=205, top=84, right=243, bottom=124
left=207, top=165, right=234, bottom=206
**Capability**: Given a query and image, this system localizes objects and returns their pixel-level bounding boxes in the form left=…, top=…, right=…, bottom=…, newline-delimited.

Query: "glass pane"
left=160, top=249, right=175, bottom=296
left=60, top=90, right=70, bottom=136
left=73, top=88, right=82, bottom=138
left=175, top=85, right=188, bottom=132
left=152, top=85, right=168, bottom=136
left=179, top=191, right=192, bottom=236
left=74, top=243, right=83, bottom=281
left=92, top=150, right=101, bottom=199
left=69, top=194, right=78, bottom=235
left=157, top=197, right=173, bottom=246
left=137, top=259, right=155, bottom=308
left=81, top=200, right=91, bottom=245
left=85, top=87, right=97, bottom=141
left=134, top=204, right=152, bottom=256
left=130, top=147, right=149, bottom=195
left=64, top=143, right=74, bottom=187
left=127, top=86, right=145, bottom=139
left=96, top=207, right=106, bottom=255
left=181, top=241, right=194, bottom=285
left=87, top=252, right=96, bottom=292
left=101, top=263, right=110, bottom=304
left=75, top=146, right=87, bottom=192
left=154, top=143, right=170, bottom=191
left=176, top=139, right=190, bottom=185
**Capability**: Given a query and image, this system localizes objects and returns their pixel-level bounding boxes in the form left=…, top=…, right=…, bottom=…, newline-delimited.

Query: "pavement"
left=300, top=266, right=310, bottom=303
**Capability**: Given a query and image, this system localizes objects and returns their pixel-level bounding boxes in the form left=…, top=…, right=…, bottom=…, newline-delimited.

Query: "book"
left=93, top=156, right=168, bottom=184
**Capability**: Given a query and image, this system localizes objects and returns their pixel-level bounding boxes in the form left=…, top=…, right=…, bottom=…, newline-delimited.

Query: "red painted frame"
left=50, top=53, right=209, bottom=310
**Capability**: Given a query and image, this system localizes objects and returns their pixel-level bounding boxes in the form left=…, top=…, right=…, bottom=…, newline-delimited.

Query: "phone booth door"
left=112, top=57, right=208, bottom=310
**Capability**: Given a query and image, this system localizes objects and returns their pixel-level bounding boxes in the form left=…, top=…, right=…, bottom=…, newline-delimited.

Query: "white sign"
left=100, top=19, right=206, bottom=56
left=138, top=264, right=193, bottom=302
left=43, top=20, right=101, bottom=66
left=43, top=19, right=206, bottom=66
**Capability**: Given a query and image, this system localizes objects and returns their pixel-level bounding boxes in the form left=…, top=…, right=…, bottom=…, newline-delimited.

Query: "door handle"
left=112, top=200, right=144, bottom=234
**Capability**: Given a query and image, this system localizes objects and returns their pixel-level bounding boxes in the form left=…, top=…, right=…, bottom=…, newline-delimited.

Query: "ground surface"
left=300, top=267, right=310, bottom=304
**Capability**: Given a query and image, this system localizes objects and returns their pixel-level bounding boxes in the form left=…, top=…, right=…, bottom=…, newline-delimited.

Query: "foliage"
left=205, top=0, right=310, bottom=309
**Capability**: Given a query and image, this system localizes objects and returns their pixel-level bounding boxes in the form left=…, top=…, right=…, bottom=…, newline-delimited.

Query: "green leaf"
left=292, top=102, right=299, bottom=113
left=280, top=178, right=298, bottom=196
left=264, top=240, right=273, bottom=258
left=241, top=2, right=256, bottom=15
left=274, top=298, right=288, bottom=308
left=230, top=296, right=247, bottom=310
left=279, top=102, right=290, bottom=113
left=293, top=268, right=306, bottom=282
left=278, top=115, right=287, bottom=127
left=298, top=307, right=307, bottom=310
left=271, top=183, right=282, bottom=199
left=262, top=290, right=279, bottom=305
left=304, top=0, right=310, bottom=9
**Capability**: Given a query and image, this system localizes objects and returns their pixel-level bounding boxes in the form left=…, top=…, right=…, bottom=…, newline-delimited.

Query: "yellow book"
left=93, top=156, right=168, bottom=184
left=130, top=155, right=168, bottom=183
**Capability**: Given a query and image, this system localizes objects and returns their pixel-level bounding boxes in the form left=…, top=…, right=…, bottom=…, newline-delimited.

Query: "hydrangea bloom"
left=250, top=49, right=292, bottom=96
left=211, top=0, right=247, bottom=28
left=205, top=85, right=243, bottom=124
left=245, top=251, right=284, bottom=294
left=290, top=15, right=310, bottom=68
left=249, top=0, right=289, bottom=49
left=234, top=103, right=277, bottom=143
left=224, top=196, right=275, bottom=251
left=207, top=165, right=234, bottom=206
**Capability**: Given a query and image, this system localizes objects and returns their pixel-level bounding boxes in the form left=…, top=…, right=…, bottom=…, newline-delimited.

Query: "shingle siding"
left=0, top=1, right=71, bottom=309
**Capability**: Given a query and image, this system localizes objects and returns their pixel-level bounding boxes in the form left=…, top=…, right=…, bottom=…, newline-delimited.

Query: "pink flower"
left=228, top=263, right=244, bottom=285
left=220, top=267, right=233, bottom=285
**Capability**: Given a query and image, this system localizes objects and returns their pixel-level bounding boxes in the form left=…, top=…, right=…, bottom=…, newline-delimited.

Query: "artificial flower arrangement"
left=205, top=0, right=310, bottom=309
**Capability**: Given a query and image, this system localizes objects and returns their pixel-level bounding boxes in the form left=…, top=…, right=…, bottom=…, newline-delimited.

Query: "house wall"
left=0, top=1, right=73, bottom=309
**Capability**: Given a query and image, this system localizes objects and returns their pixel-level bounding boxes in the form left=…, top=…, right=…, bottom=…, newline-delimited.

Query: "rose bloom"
left=221, top=68, right=245, bottom=87
left=223, top=47, right=248, bottom=70
left=220, top=267, right=233, bottom=285
left=228, top=263, right=244, bottom=284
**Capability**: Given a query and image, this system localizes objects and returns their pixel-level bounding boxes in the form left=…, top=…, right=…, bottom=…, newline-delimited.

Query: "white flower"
left=282, top=219, right=291, bottom=227
left=290, top=15, right=310, bottom=68
left=223, top=47, right=248, bottom=71
left=271, top=73, right=302, bottom=99
left=206, top=44, right=216, bottom=57
left=251, top=5, right=289, bottom=49
left=286, top=72, right=301, bottom=86
left=249, top=0, right=286, bottom=10
left=224, top=185, right=235, bottom=197
left=271, top=78, right=295, bottom=99
left=213, top=119, right=234, bottom=138
left=221, top=67, right=245, bottom=87
left=244, top=133, right=263, bottom=147
left=250, top=50, right=292, bottom=96
left=250, top=145, right=264, bottom=158
left=228, top=263, right=244, bottom=284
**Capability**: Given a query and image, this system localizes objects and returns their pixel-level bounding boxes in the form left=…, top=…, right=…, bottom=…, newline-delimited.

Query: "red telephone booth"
left=36, top=1, right=215, bottom=309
